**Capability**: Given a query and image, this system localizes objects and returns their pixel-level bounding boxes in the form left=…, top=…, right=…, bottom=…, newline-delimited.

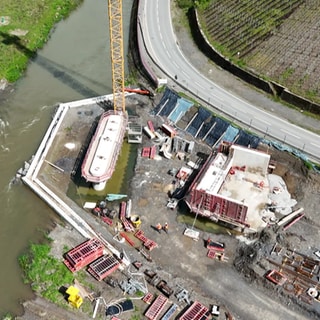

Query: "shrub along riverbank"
left=18, top=240, right=94, bottom=314
left=0, top=0, right=83, bottom=83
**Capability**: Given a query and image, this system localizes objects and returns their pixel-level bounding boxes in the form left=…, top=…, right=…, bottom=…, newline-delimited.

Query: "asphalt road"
left=139, top=0, right=320, bottom=162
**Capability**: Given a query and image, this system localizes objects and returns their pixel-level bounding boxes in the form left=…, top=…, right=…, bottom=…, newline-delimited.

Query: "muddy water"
left=0, top=0, right=131, bottom=316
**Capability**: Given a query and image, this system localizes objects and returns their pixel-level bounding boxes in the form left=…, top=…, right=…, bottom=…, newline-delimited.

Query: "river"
left=0, top=0, right=131, bottom=316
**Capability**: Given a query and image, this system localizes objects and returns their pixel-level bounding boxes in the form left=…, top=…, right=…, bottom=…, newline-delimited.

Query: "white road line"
left=254, top=117, right=269, bottom=125
left=182, top=70, right=189, bottom=77
left=280, top=129, right=301, bottom=139
left=311, top=142, right=320, bottom=148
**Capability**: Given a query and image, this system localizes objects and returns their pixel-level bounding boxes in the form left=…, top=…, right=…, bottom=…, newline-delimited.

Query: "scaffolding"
left=178, top=301, right=209, bottom=320
left=87, top=254, right=120, bottom=281
left=64, top=238, right=104, bottom=272
left=145, top=294, right=168, bottom=320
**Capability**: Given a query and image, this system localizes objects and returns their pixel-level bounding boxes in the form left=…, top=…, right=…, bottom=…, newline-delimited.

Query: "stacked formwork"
left=87, top=254, right=120, bottom=281
left=64, top=238, right=104, bottom=272
left=119, top=201, right=134, bottom=232
left=178, top=301, right=209, bottom=320
left=145, top=294, right=168, bottom=320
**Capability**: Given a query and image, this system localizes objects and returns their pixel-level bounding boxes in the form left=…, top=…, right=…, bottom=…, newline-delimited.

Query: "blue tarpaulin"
left=186, top=107, right=211, bottom=137
left=152, top=87, right=179, bottom=117
left=205, top=118, right=229, bottom=146
left=222, top=125, right=239, bottom=143
left=197, top=116, right=216, bottom=139
left=235, top=130, right=261, bottom=148
left=168, top=98, right=193, bottom=124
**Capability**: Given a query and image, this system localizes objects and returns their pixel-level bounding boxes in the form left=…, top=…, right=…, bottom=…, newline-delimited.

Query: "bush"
left=19, top=243, right=75, bottom=304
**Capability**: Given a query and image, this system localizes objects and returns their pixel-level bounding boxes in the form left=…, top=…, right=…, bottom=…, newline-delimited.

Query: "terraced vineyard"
left=245, top=2, right=320, bottom=102
left=200, top=0, right=303, bottom=58
left=198, top=0, right=320, bottom=104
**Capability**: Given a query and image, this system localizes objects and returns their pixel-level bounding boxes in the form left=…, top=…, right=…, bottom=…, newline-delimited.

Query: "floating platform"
left=81, top=110, right=127, bottom=191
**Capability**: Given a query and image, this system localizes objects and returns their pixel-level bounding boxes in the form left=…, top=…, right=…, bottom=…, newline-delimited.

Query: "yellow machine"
left=66, top=286, right=83, bottom=309
left=108, top=0, right=126, bottom=113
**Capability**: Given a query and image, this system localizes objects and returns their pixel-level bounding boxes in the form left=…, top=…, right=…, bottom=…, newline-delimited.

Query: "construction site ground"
left=16, top=87, right=320, bottom=320
left=17, top=3, right=320, bottom=319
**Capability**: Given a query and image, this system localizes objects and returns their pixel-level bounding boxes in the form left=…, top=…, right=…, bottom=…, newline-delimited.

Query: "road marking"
left=254, top=117, right=269, bottom=125
left=311, top=142, right=320, bottom=148
left=194, top=81, right=201, bottom=87
left=182, top=70, right=189, bottom=77
left=280, top=129, right=301, bottom=139
left=172, top=61, right=179, bottom=69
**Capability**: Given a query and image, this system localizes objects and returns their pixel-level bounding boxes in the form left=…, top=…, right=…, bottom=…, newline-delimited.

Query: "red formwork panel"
left=178, top=301, right=209, bottom=320
left=145, top=294, right=168, bottom=320
left=135, top=230, right=148, bottom=242
left=161, top=124, right=176, bottom=138
left=189, top=190, right=249, bottom=228
left=144, top=239, right=157, bottom=251
left=143, top=292, right=154, bottom=304
left=134, top=230, right=158, bottom=251
left=149, top=145, right=157, bottom=159
left=87, top=254, right=120, bottom=281
left=119, top=201, right=127, bottom=219
left=119, top=232, right=136, bottom=247
left=147, top=120, right=155, bottom=133
left=64, top=238, right=104, bottom=272
left=142, top=147, right=151, bottom=158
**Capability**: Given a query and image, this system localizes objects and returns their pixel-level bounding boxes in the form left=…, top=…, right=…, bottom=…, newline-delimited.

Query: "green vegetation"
left=156, top=85, right=166, bottom=94
left=176, top=0, right=194, bottom=10
left=176, top=0, right=212, bottom=10
left=19, top=242, right=75, bottom=305
left=280, top=68, right=295, bottom=82
left=0, top=0, right=83, bottom=82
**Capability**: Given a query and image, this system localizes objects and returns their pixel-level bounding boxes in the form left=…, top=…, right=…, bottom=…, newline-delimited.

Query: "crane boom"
left=108, top=0, right=125, bottom=113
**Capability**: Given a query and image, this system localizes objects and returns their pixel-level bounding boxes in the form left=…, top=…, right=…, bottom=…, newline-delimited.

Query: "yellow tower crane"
left=108, top=0, right=125, bottom=113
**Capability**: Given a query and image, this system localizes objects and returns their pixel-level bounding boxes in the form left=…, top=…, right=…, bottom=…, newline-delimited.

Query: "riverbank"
left=0, top=0, right=83, bottom=84
left=6, top=0, right=320, bottom=319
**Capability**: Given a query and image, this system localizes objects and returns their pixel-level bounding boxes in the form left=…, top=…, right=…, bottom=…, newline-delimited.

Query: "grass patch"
left=19, top=242, right=75, bottom=305
left=0, top=0, right=83, bottom=82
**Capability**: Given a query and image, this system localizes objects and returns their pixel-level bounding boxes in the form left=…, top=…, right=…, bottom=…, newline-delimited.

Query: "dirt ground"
left=16, top=90, right=320, bottom=320
left=16, top=3, right=320, bottom=320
